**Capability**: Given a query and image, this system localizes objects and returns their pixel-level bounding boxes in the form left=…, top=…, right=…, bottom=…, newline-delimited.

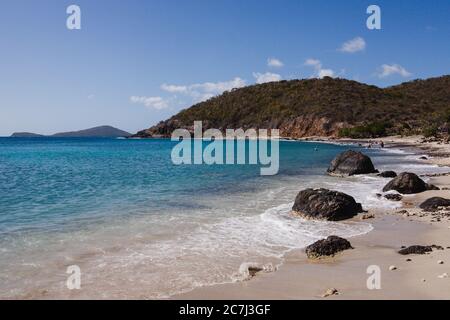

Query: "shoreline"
left=175, top=135, right=450, bottom=300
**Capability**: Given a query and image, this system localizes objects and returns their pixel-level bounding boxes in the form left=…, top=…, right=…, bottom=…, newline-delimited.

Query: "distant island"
left=134, top=75, right=450, bottom=139
left=11, top=126, right=131, bottom=138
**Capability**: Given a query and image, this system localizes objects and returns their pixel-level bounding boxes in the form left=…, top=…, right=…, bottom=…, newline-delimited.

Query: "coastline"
left=175, top=135, right=450, bottom=300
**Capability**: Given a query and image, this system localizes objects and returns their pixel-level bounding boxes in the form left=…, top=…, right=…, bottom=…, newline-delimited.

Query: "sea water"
left=0, top=138, right=446, bottom=298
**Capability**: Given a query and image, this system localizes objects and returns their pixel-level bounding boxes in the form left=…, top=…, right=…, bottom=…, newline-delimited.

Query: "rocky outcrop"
left=378, top=171, right=397, bottom=178
left=398, top=245, right=444, bottom=255
left=382, top=172, right=439, bottom=194
left=419, top=197, right=450, bottom=211
left=306, top=236, right=353, bottom=259
left=327, top=150, right=378, bottom=176
left=292, top=188, right=363, bottom=221
left=279, top=115, right=346, bottom=138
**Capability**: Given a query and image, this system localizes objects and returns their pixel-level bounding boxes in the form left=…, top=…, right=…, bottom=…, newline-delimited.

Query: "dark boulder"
left=327, top=150, right=378, bottom=176
left=398, top=245, right=444, bottom=255
left=382, top=172, right=440, bottom=194
left=378, top=171, right=397, bottom=178
left=384, top=194, right=403, bottom=201
left=419, top=197, right=450, bottom=211
left=292, top=188, right=363, bottom=221
left=306, top=236, right=353, bottom=259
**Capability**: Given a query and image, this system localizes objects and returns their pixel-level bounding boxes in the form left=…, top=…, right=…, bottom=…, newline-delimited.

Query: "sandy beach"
left=176, top=136, right=450, bottom=300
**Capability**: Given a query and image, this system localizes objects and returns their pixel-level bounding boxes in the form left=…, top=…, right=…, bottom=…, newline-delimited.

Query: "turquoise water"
left=0, top=137, right=357, bottom=234
left=0, top=138, right=444, bottom=298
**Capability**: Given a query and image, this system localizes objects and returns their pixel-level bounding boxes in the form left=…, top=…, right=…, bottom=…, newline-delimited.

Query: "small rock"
left=419, top=197, right=450, bottom=212
left=321, top=288, right=339, bottom=298
left=438, top=273, right=448, bottom=279
left=438, top=260, right=444, bottom=265
left=378, top=171, right=397, bottom=178
left=306, top=236, right=353, bottom=259
left=361, top=213, right=375, bottom=220
left=398, top=245, right=442, bottom=255
left=406, top=258, right=412, bottom=262
left=384, top=193, right=403, bottom=201
left=421, top=278, right=426, bottom=282
left=389, top=265, right=397, bottom=271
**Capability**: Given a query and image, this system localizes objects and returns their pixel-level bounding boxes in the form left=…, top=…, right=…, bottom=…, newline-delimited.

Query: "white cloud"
left=267, top=58, right=284, bottom=68
left=160, top=84, right=187, bottom=93
left=318, top=69, right=335, bottom=78
left=377, top=64, right=412, bottom=78
left=253, top=72, right=282, bottom=84
left=339, top=37, right=366, bottom=53
left=87, top=94, right=95, bottom=100
left=304, top=59, right=322, bottom=68
left=130, top=96, right=169, bottom=110
left=304, top=58, right=335, bottom=79
left=161, top=77, right=247, bottom=103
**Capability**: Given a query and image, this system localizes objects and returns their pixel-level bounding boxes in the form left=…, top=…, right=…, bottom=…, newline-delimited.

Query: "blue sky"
left=0, top=0, right=449, bottom=136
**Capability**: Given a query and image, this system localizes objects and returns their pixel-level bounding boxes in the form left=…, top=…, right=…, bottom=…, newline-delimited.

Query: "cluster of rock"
left=290, top=148, right=449, bottom=262
left=292, top=150, right=376, bottom=259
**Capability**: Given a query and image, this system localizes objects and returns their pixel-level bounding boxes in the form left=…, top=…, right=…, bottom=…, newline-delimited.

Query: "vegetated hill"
left=10, top=126, right=131, bottom=138
left=10, top=132, right=45, bottom=138
left=52, top=126, right=131, bottom=137
left=134, top=75, right=450, bottom=139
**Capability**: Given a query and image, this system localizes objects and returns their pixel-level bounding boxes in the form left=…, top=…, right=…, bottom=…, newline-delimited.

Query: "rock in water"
left=292, top=188, right=363, bottom=221
left=378, top=171, right=397, bottom=178
left=382, top=172, right=439, bottom=194
left=327, top=150, right=378, bottom=176
left=305, top=236, right=353, bottom=259
left=419, top=197, right=450, bottom=211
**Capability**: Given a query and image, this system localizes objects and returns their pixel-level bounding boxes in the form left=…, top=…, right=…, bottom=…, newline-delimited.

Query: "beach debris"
left=389, top=266, right=397, bottom=271
left=378, top=171, right=398, bottom=178
left=438, top=273, right=448, bottom=279
left=235, top=263, right=276, bottom=281
left=292, top=188, right=363, bottom=221
left=306, top=236, right=353, bottom=259
left=361, top=213, right=375, bottom=220
left=438, top=260, right=444, bottom=265
left=384, top=193, right=403, bottom=202
left=321, top=288, right=339, bottom=298
left=419, top=197, right=450, bottom=212
left=383, top=172, right=439, bottom=194
left=327, top=150, right=378, bottom=176
left=398, top=245, right=443, bottom=255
